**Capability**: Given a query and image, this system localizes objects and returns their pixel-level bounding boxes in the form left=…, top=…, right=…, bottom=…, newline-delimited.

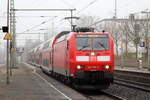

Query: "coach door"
left=49, top=50, right=53, bottom=71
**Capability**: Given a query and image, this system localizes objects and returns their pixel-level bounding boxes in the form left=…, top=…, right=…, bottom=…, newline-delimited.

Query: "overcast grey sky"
left=0, top=0, right=150, bottom=46
left=0, top=0, right=149, bottom=17
left=1, top=0, right=150, bottom=30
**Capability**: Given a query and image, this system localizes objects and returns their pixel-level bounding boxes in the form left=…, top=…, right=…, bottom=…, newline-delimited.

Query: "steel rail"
left=115, top=69, right=150, bottom=76
left=83, top=91, right=125, bottom=100
left=102, top=91, right=125, bottom=100
left=114, top=78, right=150, bottom=92
left=114, top=72, right=150, bottom=80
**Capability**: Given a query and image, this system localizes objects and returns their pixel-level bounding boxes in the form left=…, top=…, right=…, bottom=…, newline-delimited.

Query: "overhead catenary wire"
left=16, top=16, right=57, bottom=32
left=75, top=0, right=99, bottom=15
left=28, top=0, right=45, bottom=8
left=16, top=17, right=31, bottom=30
left=12, top=1, right=99, bottom=37
left=21, top=19, right=49, bottom=33
left=57, top=0, right=76, bottom=9
left=15, top=15, right=65, bottom=36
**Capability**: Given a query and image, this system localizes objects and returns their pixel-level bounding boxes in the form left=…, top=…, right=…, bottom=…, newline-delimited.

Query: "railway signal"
left=2, top=26, right=8, bottom=32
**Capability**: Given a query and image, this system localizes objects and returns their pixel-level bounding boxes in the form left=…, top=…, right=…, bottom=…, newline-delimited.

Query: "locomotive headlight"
left=105, top=65, right=110, bottom=69
left=77, top=65, right=81, bottom=69
left=91, top=52, right=95, bottom=56
left=76, top=65, right=84, bottom=69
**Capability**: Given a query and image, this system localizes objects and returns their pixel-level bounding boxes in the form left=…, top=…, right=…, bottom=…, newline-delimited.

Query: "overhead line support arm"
left=11, top=9, right=76, bottom=11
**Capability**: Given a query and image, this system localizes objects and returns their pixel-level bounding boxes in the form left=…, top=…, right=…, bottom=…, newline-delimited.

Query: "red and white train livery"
left=28, top=28, right=114, bottom=89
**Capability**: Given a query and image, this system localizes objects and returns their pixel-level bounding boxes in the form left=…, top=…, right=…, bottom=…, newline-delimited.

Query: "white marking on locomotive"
left=97, top=56, right=110, bottom=61
left=76, top=56, right=89, bottom=61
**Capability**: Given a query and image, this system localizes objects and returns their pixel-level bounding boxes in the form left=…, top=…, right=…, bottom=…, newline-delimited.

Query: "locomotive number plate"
left=88, top=66, right=97, bottom=69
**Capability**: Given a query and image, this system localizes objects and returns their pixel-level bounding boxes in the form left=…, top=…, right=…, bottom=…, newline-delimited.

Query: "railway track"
left=27, top=63, right=150, bottom=100
left=115, top=69, right=150, bottom=85
left=114, top=69, right=150, bottom=93
left=36, top=67, right=125, bottom=100
left=114, top=69, right=150, bottom=79
left=114, top=78, right=150, bottom=92
left=102, top=91, right=125, bottom=100
left=81, top=90, right=125, bottom=100
left=29, top=64, right=123, bottom=100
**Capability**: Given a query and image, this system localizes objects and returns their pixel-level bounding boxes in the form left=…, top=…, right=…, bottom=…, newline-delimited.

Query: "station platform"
left=115, top=66, right=150, bottom=74
left=0, top=63, right=87, bottom=100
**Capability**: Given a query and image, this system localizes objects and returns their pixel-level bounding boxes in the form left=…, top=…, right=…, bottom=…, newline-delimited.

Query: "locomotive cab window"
left=76, top=37, right=92, bottom=50
left=75, top=34, right=109, bottom=51
left=93, top=36, right=109, bottom=50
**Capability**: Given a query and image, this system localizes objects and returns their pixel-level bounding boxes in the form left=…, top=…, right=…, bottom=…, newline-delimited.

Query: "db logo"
left=90, top=56, right=96, bottom=61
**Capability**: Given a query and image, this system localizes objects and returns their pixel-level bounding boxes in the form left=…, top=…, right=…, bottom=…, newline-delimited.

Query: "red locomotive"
left=28, top=27, right=114, bottom=89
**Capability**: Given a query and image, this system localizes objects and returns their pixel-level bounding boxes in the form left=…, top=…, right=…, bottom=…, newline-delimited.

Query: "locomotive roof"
left=75, top=27, right=94, bottom=32
left=55, top=31, right=70, bottom=38
left=74, top=32, right=109, bottom=34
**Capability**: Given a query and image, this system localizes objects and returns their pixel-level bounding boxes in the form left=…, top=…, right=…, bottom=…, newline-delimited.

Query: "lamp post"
left=141, top=10, right=150, bottom=69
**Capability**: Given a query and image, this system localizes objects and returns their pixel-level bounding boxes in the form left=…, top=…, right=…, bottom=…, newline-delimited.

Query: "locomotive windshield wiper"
left=79, top=45, right=90, bottom=50
left=97, top=42, right=106, bottom=50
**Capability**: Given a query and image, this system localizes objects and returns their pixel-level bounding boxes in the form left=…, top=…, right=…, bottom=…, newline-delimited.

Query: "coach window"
left=34, top=48, right=37, bottom=53
left=56, top=35, right=67, bottom=43
left=49, top=51, right=52, bottom=64
left=43, top=41, right=50, bottom=50
left=36, top=47, right=40, bottom=52
left=43, top=59, right=49, bottom=67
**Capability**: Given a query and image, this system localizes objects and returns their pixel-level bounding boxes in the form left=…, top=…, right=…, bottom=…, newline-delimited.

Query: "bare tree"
left=75, top=15, right=100, bottom=28
left=103, top=20, right=122, bottom=56
left=121, top=21, right=134, bottom=56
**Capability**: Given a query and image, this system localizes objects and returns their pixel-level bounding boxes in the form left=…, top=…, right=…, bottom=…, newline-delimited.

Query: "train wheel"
left=64, top=77, right=72, bottom=86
